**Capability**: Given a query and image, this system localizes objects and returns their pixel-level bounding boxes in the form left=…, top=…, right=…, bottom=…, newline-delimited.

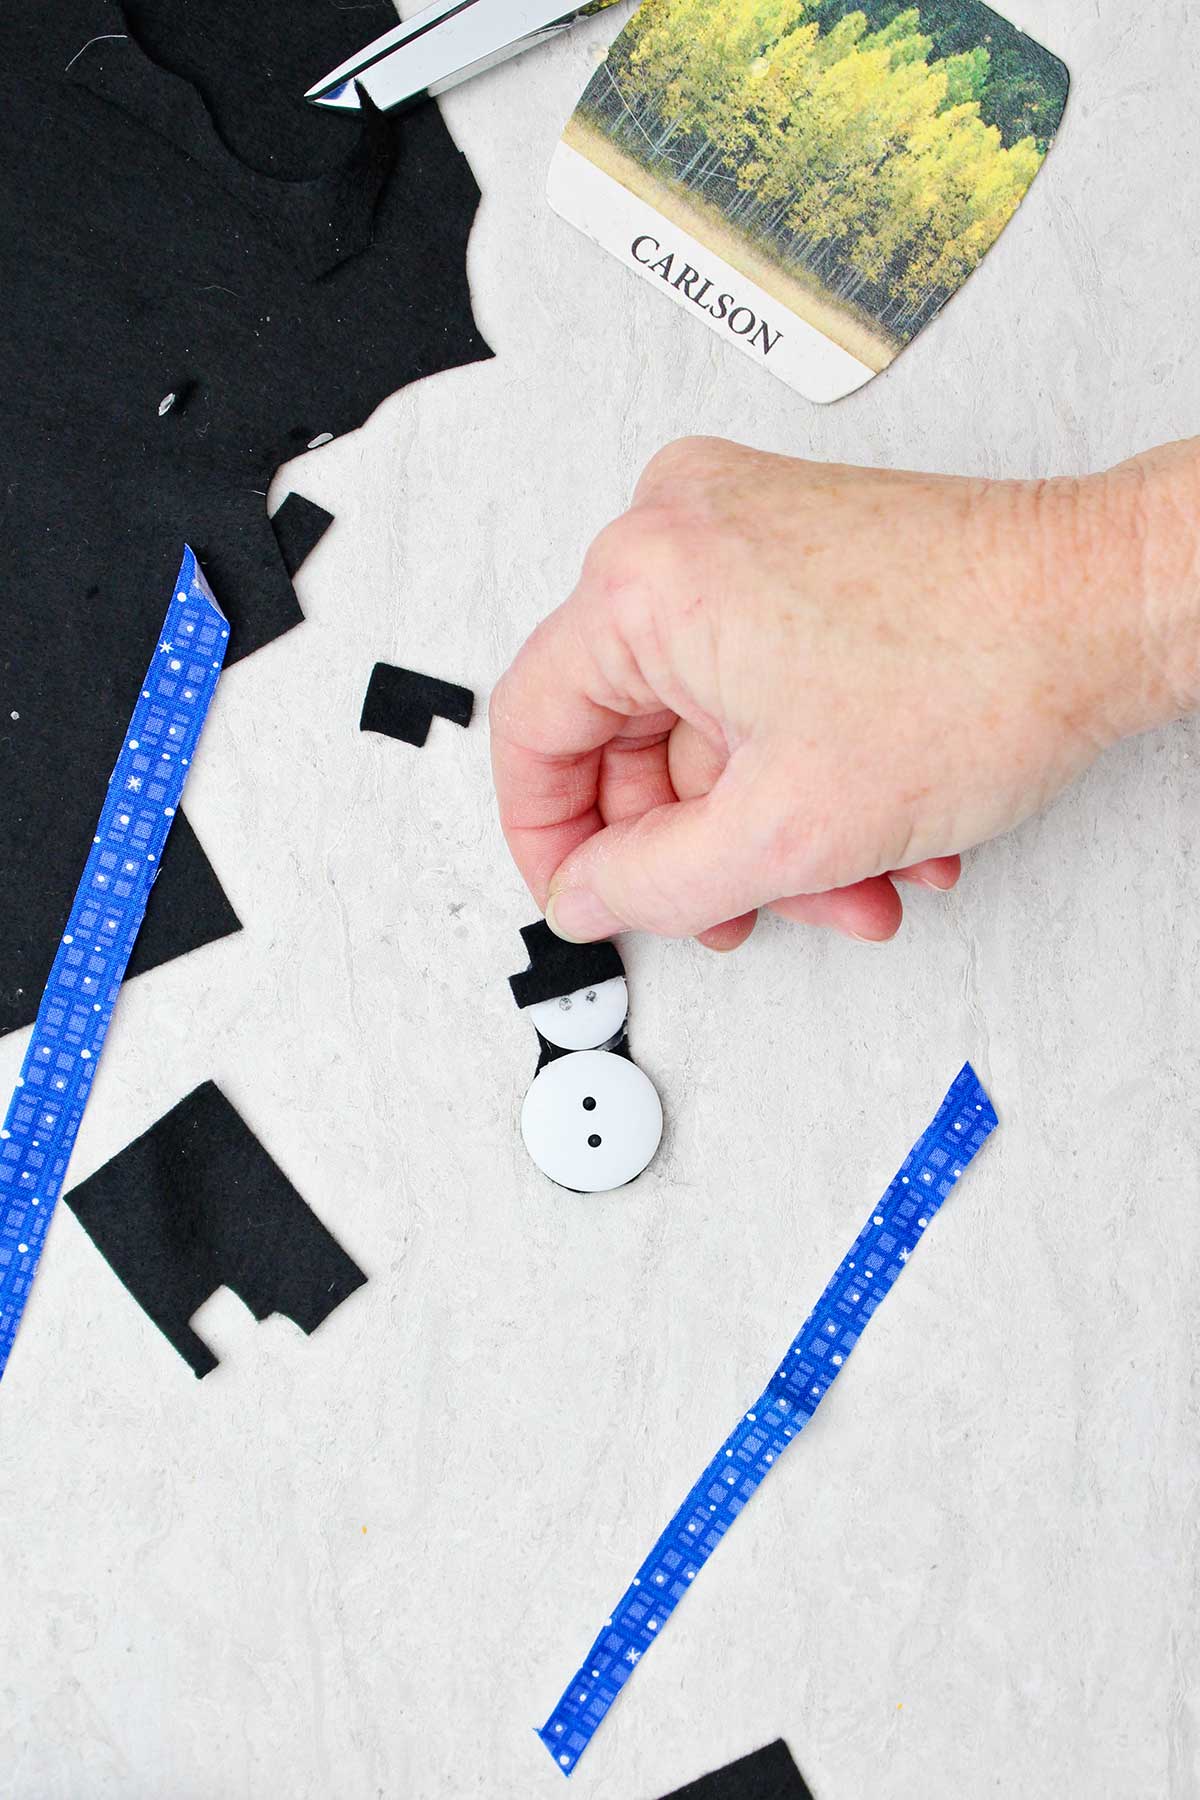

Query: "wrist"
left=1075, top=440, right=1200, bottom=739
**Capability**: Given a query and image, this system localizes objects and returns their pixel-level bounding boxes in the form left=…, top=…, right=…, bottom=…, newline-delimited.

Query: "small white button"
left=521, top=1050, right=662, bottom=1192
left=526, top=976, right=628, bottom=1051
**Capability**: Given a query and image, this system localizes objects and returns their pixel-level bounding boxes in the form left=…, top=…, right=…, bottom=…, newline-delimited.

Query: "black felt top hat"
left=508, top=920, right=624, bottom=1009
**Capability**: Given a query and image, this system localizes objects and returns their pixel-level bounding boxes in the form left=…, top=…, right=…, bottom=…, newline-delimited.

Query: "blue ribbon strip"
left=0, top=548, right=228, bottom=1379
left=537, top=1062, right=998, bottom=1774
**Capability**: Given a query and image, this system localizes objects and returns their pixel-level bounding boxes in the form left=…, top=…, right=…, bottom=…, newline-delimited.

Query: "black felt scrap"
left=0, top=0, right=489, bottom=1035
left=271, top=492, right=336, bottom=584
left=658, top=1741, right=815, bottom=1800
left=76, top=33, right=397, bottom=282
left=68, top=1083, right=367, bottom=1378
left=122, top=810, right=242, bottom=1007
left=360, top=662, right=475, bottom=747
left=509, top=919, right=625, bottom=1009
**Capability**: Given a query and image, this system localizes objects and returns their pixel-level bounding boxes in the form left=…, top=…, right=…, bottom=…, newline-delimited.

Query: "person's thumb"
left=545, top=784, right=770, bottom=943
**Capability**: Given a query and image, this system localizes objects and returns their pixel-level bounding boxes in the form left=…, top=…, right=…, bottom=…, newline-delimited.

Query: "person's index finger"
left=489, top=610, right=630, bottom=906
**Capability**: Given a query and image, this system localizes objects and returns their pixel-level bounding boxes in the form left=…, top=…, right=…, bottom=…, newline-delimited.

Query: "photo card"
left=549, top=0, right=1069, bottom=400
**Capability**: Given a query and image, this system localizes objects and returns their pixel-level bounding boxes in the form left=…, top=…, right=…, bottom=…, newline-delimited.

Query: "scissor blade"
left=306, top=0, right=614, bottom=111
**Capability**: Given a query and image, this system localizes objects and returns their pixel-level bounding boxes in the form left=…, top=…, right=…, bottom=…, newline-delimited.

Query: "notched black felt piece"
left=359, top=662, right=475, bottom=747
left=68, top=1082, right=366, bottom=1378
left=658, top=1740, right=815, bottom=1800
left=509, top=919, right=625, bottom=1009
left=271, top=492, right=335, bottom=583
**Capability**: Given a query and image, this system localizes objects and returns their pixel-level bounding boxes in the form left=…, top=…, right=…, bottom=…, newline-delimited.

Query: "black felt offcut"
left=658, top=1741, right=815, bottom=1800
left=271, top=493, right=336, bottom=584
left=0, top=0, right=489, bottom=1035
left=509, top=920, right=625, bottom=1009
left=360, top=662, right=475, bottom=747
left=122, top=811, right=242, bottom=1007
left=68, top=1083, right=367, bottom=1378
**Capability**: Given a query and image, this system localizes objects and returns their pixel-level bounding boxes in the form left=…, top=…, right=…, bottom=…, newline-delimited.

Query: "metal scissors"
left=305, top=0, right=623, bottom=112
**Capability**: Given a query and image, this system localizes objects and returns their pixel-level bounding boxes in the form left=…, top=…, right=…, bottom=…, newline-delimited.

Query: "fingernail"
left=546, top=889, right=625, bottom=944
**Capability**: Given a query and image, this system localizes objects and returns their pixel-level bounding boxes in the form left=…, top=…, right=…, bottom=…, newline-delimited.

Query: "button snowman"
left=509, top=922, right=663, bottom=1192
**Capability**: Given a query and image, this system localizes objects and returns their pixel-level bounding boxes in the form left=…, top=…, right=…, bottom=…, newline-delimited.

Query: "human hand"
left=490, top=436, right=1199, bottom=950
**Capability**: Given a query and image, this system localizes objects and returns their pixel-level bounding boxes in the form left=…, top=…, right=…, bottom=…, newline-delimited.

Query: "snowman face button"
left=521, top=1049, right=662, bottom=1192
left=526, top=976, right=629, bottom=1051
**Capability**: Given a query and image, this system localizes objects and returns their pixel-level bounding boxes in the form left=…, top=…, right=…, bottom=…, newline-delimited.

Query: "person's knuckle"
left=583, top=510, right=650, bottom=585
left=635, top=435, right=735, bottom=503
left=582, top=507, right=684, bottom=608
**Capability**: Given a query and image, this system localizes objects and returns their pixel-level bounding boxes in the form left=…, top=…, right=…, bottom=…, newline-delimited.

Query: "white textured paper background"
left=3, top=2, right=1199, bottom=1796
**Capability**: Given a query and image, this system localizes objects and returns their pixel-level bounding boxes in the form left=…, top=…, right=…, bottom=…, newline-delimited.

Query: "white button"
left=521, top=1050, right=662, bottom=1192
left=526, top=976, right=628, bottom=1051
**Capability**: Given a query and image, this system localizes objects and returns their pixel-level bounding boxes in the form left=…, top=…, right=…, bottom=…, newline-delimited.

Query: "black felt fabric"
left=509, top=920, right=626, bottom=1009
left=271, top=492, right=336, bottom=585
left=68, top=1082, right=367, bottom=1378
left=534, top=1030, right=632, bottom=1075
left=0, top=0, right=489, bottom=1035
left=658, top=1741, right=814, bottom=1800
left=360, top=662, right=475, bottom=746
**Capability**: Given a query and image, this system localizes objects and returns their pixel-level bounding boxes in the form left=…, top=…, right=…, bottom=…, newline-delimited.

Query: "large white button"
left=521, top=1050, right=662, bottom=1192
left=525, top=976, right=629, bottom=1051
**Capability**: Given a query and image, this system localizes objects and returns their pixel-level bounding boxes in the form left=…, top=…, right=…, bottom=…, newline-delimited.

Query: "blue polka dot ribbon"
left=537, top=1061, right=998, bottom=1774
left=0, top=548, right=229, bottom=1380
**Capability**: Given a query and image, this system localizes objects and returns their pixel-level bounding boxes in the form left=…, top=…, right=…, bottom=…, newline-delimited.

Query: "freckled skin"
left=491, top=436, right=1200, bottom=949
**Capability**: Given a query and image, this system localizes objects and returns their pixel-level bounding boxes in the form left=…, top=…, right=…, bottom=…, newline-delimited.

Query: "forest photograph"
left=569, top=0, right=1069, bottom=366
